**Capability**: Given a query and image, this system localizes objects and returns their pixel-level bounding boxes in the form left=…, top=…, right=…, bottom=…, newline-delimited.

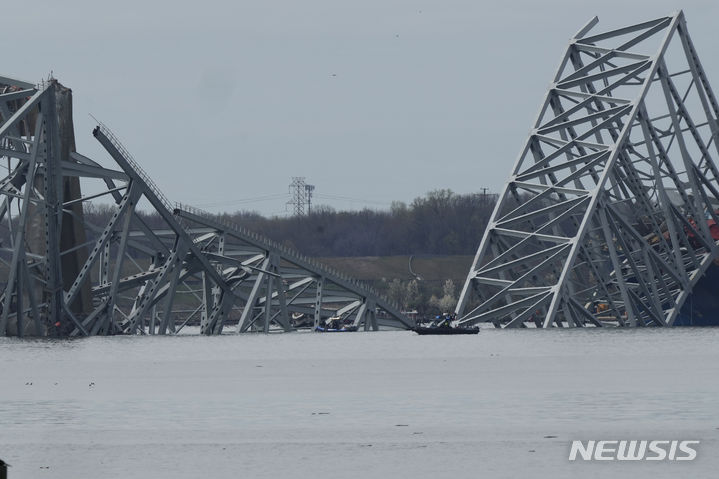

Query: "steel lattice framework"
left=174, top=206, right=410, bottom=333
left=0, top=78, right=409, bottom=336
left=456, top=11, right=719, bottom=327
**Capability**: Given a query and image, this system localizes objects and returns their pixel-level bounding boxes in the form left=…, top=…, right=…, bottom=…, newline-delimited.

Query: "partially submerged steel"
left=0, top=80, right=408, bottom=336
left=174, top=206, right=411, bottom=332
left=457, top=11, right=719, bottom=327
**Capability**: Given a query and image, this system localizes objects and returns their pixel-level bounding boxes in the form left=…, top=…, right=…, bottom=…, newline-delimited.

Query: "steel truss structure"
left=0, top=78, right=409, bottom=336
left=457, top=11, right=719, bottom=327
left=174, top=206, right=411, bottom=333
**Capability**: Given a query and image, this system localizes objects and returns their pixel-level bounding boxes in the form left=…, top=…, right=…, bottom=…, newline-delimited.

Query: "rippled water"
left=1, top=328, right=718, bottom=478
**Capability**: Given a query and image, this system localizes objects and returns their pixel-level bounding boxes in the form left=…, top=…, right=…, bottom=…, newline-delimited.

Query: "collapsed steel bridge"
left=457, top=11, right=719, bottom=327
left=0, top=80, right=410, bottom=336
left=3, top=10, right=718, bottom=335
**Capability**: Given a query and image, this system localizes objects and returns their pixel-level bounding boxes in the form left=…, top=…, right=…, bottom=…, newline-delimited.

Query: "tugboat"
left=412, top=313, right=479, bottom=335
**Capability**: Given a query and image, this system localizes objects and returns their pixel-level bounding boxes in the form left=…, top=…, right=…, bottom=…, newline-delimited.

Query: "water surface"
left=1, top=328, right=717, bottom=478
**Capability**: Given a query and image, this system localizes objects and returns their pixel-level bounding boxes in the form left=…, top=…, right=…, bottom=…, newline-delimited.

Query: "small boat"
left=314, top=325, right=359, bottom=333
left=412, top=325, right=479, bottom=335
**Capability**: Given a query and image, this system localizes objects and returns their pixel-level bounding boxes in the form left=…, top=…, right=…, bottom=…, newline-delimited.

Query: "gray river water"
left=1, top=327, right=717, bottom=478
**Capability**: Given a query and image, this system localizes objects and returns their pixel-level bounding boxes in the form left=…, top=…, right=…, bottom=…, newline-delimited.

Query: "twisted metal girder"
left=0, top=78, right=409, bottom=335
left=0, top=85, right=235, bottom=337
left=456, top=11, right=719, bottom=327
left=173, top=206, right=412, bottom=333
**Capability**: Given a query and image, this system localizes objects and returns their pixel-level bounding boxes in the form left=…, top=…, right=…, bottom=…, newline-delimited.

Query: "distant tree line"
left=213, top=189, right=497, bottom=257
left=78, top=189, right=497, bottom=257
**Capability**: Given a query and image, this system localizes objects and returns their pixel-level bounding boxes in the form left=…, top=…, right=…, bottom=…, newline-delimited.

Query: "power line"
left=193, top=193, right=288, bottom=208
left=189, top=189, right=393, bottom=212
left=314, top=193, right=390, bottom=206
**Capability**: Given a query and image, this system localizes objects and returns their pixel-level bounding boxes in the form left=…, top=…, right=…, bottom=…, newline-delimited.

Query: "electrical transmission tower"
left=287, top=177, right=315, bottom=215
left=457, top=11, right=719, bottom=328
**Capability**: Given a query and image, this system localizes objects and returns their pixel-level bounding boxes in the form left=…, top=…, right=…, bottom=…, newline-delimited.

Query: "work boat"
left=412, top=317, right=479, bottom=335
left=314, top=325, right=359, bottom=333
left=315, top=316, right=358, bottom=332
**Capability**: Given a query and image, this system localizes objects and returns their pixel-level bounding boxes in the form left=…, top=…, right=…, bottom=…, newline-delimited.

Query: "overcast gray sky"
left=6, top=0, right=719, bottom=215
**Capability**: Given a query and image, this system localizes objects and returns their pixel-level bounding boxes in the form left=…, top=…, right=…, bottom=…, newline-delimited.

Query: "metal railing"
left=94, top=120, right=173, bottom=214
